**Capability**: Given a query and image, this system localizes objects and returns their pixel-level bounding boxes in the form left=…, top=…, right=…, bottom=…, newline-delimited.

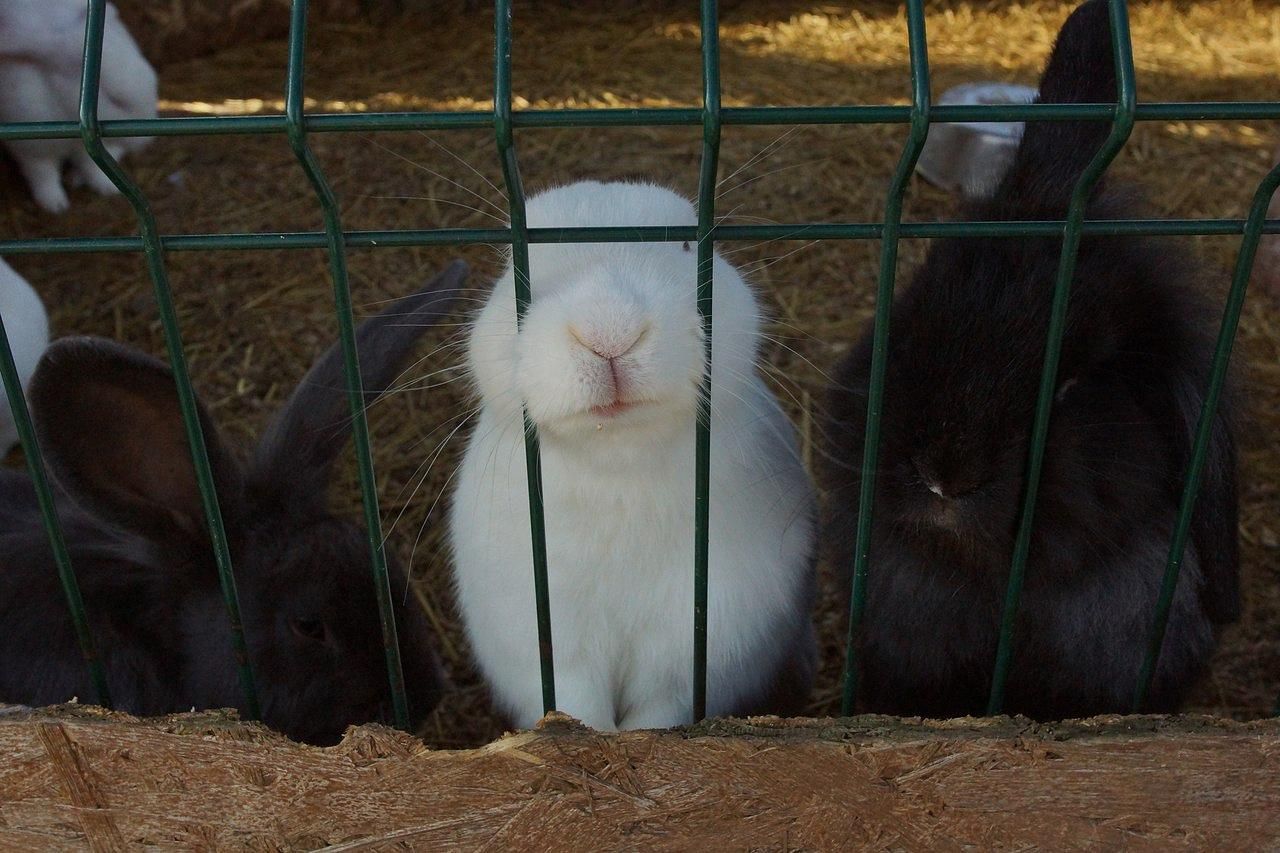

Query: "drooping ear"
left=249, top=260, right=468, bottom=501
left=29, top=337, right=244, bottom=545
left=1001, top=0, right=1123, bottom=208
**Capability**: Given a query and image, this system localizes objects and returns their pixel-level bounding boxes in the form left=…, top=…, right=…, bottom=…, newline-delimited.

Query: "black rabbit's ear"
left=1002, top=0, right=1125, bottom=208
left=29, top=337, right=244, bottom=546
left=249, top=260, right=468, bottom=504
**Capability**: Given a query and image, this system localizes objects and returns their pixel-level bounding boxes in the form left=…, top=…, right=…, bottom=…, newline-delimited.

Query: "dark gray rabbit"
left=821, top=0, right=1239, bottom=719
left=0, top=261, right=467, bottom=744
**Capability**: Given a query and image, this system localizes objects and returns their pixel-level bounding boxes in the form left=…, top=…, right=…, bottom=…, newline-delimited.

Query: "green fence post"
left=987, top=0, right=1137, bottom=715
left=839, top=0, right=930, bottom=716
left=494, top=0, right=556, bottom=714
left=284, top=0, right=411, bottom=730
left=78, top=0, right=261, bottom=720
left=0, top=316, right=111, bottom=707
left=1132, top=161, right=1280, bottom=711
left=692, top=0, right=722, bottom=724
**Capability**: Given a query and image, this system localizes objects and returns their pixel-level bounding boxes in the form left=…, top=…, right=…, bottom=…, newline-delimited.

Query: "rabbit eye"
left=290, top=616, right=329, bottom=644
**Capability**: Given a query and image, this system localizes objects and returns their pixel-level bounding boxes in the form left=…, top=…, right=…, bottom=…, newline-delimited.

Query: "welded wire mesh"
left=0, top=0, right=1275, bottom=727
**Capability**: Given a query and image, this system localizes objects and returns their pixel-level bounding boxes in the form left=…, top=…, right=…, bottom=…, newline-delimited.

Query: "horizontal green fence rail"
left=0, top=0, right=1275, bottom=730
left=1, top=218, right=1276, bottom=256
left=2, top=101, right=1280, bottom=141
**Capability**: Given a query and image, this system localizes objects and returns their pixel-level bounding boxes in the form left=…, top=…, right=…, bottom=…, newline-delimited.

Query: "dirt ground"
left=0, top=0, right=1277, bottom=749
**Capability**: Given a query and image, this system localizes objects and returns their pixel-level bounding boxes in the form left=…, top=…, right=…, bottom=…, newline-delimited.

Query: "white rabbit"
left=1256, top=143, right=1280, bottom=298
left=0, top=0, right=157, bottom=213
left=0, top=257, right=49, bottom=454
left=449, top=180, right=818, bottom=731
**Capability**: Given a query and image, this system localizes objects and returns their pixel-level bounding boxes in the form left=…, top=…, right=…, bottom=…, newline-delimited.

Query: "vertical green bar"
left=0, top=317, right=111, bottom=706
left=284, top=0, right=410, bottom=730
left=1132, top=162, right=1280, bottom=710
left=79, top=0, right=260, bottom=720
left=494, top=0, right=556, bottom=714
left=692, top=0, right=721, bottom=724
left=987, top=0, right=1136, bottom=715
left=839, top=0, right=930, bottom=716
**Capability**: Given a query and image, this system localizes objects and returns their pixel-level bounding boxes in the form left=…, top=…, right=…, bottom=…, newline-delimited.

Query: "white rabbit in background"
left=450, top=180, right=819, bottom=731
left=0, top=0, right=157, bottom=213
left=1256, top=143, right=1280, bottom=298
left=0, top=257, right=49, bottom=455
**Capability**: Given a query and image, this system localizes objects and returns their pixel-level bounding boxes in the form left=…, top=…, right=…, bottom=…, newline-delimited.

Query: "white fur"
left=0, top=257, right=49, bottom=454
left=0, top=0, right=157, bottom=213
left=449, top=181, right=816, bottom=730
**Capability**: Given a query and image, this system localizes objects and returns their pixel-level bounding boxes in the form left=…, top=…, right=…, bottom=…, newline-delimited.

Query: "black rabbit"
left=821, top=0, right=1239, bottom=719
left=0, top=261, right=467, bottom=744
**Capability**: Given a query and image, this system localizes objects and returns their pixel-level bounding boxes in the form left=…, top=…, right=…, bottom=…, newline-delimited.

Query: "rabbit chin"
left=898, top=496, right=1004, bottom=563
left=534, top=394, right=696, bottom=445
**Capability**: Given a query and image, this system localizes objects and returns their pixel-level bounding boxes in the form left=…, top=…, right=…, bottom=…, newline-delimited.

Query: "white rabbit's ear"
left=249, top=260, right=467, bottom=506
left=29, top=337, right=243, bottom=546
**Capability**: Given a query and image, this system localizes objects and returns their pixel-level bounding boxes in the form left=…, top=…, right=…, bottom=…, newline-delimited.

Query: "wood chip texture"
left=1, top=707, right=1277, bottom=850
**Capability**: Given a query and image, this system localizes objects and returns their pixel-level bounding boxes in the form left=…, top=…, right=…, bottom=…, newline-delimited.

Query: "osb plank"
left=0, top=707, right=1277, bottom=850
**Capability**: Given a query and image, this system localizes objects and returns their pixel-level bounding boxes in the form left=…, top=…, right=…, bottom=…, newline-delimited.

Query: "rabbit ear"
left=1002, top=0, right=1123, bottom=208
left=249, top=260, right=468, bottom=503
left=29, top=337, right=244, bottom=546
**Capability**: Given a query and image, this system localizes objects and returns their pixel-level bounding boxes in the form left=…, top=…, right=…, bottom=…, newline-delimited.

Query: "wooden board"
left=1, top=706, right=1277, bottom=850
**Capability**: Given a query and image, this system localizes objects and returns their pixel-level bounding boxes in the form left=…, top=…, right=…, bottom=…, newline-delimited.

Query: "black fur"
left=0, top=261, right=467, bottom=744
left=820, top=0, right=1239, bottom=719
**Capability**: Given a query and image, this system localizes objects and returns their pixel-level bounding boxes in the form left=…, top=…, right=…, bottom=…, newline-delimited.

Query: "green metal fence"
left=0, top=0, right=1277, bottom=729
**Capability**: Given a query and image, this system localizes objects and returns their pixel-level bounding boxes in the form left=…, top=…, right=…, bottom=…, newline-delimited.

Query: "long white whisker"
left=415, top=131, right=508, bottom=203
left=716, top=126, right=799, bottom=194
left=367, top=137, right=509, bottom=218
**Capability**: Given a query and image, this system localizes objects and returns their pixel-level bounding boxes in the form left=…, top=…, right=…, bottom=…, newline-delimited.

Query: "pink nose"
left=570, top=325, right=647, bottom=360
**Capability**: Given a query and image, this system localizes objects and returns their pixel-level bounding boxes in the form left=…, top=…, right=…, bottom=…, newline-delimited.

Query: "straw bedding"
left=0, top=0, right=1276, bottom=749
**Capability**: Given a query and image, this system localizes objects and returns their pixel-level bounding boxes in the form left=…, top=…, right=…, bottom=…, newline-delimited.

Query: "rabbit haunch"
left=450, top=181, right=818, bottom=730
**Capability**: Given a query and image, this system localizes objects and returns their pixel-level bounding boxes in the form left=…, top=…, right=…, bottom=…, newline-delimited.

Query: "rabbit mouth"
left=590, top=400, right=641, bottom=418
left=908, top=495, right=970, bottom=535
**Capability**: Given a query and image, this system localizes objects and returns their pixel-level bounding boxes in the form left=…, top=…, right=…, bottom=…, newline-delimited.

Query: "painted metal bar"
left=3, top=100, right=1279, bottom=141
left=284, top=0, right=410, bottom=730
left=0, top=298, right=111, bottom=707
left=494, top=0, right=556, bottom=714
left=987, top=0, right=1138, bottom=715
left=839, top=0, right=931, bottom=716
left=692, top=0, right=722, bottom=724
left=1132, top=161, right=1280, bottom=710
left=2, top=218, right=1274, bottom=257
left=78, top=0, right=261, bottom=719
